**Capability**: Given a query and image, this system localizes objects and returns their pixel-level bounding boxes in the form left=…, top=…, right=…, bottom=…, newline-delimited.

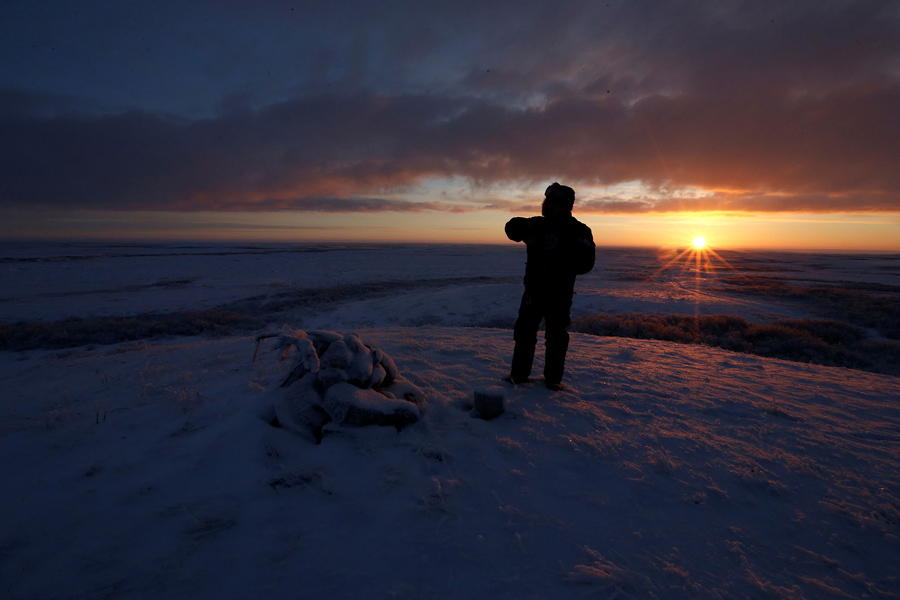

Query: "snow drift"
left=2, top=326, right=899, bottom=599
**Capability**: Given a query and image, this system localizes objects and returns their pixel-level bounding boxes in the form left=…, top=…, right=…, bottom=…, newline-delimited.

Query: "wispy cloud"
left=235, top=196, right=457, bottom=213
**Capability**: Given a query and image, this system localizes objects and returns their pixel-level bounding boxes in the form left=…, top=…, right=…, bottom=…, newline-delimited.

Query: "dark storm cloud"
left=1, top=0, right=899, bottom=213
left=0, top=94, right=476, bottom=211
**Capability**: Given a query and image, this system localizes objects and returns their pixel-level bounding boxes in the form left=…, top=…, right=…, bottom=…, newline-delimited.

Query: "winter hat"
left=544, top=182, right=575, bottom=212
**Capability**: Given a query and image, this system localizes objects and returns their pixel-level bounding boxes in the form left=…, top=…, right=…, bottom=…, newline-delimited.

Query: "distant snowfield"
left=5, top=243, right=896, bottom=326
left=1, top=243, right=899, bottom=598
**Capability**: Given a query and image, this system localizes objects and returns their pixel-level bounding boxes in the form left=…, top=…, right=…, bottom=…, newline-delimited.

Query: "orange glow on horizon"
left=2, top=206, right=900, bottom=252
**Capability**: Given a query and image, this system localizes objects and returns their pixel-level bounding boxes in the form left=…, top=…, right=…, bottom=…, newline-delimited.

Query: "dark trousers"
left=511, top=289, right=572, bottom=383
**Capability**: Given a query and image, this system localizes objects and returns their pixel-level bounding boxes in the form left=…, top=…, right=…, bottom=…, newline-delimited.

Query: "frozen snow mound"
left=264, top=329, right=423, bottom=440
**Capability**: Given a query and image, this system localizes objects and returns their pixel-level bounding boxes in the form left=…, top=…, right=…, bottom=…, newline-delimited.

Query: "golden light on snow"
left=652, top=237, right=741, bottom=317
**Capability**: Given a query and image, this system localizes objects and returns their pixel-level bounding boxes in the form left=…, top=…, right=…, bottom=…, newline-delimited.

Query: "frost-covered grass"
left=6, top=308, right=898, bottom=378
left=0, top=276, right=513, bottom=351
left=0, top=309, right=264, bottom=351
left=713, top=274, right=900, bottom=339
left=572, top=313, right=900, bottom=376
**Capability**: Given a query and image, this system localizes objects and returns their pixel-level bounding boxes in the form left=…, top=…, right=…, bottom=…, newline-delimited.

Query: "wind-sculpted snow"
left=2, top=243, right=900, bottom=598
left=1, top=328, right=898, bottom=598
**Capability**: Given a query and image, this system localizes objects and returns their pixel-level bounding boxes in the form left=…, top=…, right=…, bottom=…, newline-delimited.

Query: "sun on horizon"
left=693, top=236, right=707, bottom=249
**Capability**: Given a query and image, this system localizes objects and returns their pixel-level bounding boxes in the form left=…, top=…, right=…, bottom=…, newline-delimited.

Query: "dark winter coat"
left=505, top=215, right=595, bottom=295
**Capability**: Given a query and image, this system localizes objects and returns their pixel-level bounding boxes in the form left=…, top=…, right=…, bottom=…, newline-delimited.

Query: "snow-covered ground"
left=1, top=242, right=899, bottom=599
left=4, top=242, right=898, bottom=327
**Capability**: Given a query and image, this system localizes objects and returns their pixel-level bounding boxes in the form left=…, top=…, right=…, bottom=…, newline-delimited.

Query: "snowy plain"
left=1, top=242, right=899, bottom=599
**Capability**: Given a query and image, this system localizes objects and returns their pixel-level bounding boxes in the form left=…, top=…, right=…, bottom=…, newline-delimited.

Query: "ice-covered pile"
left=263, top=329, right=424, bottom=441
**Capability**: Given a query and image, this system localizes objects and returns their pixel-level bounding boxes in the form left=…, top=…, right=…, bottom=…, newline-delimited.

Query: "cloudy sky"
left=2, top=0, right=899, bottom=248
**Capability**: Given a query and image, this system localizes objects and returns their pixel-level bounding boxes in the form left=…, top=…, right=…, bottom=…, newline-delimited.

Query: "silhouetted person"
left=506, top=183, right=595, bottom=391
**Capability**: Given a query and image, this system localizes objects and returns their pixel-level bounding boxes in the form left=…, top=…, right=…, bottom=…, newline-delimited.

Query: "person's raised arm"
left=505, top=217, right=531, bottom=242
